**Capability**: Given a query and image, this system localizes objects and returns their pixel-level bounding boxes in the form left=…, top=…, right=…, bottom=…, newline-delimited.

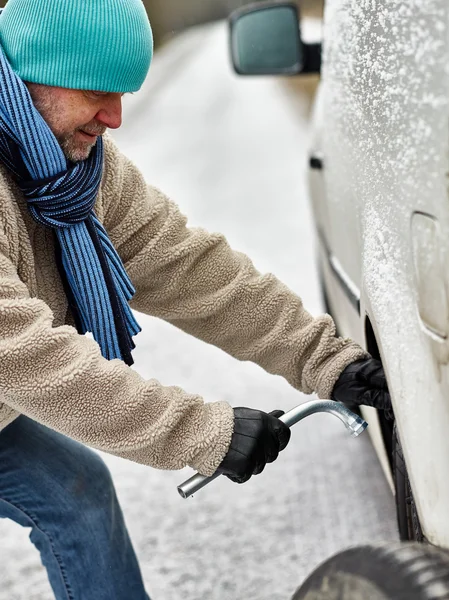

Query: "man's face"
left=25, top=84, right=124, bottom=162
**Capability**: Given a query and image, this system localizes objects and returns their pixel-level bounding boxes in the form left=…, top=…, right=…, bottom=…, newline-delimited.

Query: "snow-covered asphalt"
left=0, top=22, right=398, bottom=600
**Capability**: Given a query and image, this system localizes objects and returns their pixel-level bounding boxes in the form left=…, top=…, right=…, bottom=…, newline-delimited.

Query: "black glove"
left=332, top=358, right=392, bottom=411
left=217, top=407, right=291, bottom=484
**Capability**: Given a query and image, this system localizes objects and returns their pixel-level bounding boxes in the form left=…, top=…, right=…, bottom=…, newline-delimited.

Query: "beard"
left=57, top=126, right=106, bottom=163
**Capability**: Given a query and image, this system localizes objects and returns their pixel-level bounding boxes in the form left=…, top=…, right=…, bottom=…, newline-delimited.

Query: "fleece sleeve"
left=102, top=139, right=368, bottom=400
left=0, top=223, right=234, bottom=476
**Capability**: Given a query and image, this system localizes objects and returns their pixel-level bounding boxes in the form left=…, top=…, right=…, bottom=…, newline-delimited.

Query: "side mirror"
left=229, top=1, right=321, bottom=76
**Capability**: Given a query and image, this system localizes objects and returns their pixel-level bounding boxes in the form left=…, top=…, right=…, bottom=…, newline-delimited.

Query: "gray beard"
left=57, top=132, right=98, bottom=163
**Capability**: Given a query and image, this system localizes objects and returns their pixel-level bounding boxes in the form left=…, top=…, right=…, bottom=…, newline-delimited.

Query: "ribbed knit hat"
left=0, top=0, right=153, bottom=93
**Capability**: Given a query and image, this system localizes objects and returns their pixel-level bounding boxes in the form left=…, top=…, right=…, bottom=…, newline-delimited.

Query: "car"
left=228, top=1, right=449, bottom=597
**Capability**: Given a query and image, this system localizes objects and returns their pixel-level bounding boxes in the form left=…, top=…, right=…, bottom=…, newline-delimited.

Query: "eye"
left=85, top=91, right=107, bottom=99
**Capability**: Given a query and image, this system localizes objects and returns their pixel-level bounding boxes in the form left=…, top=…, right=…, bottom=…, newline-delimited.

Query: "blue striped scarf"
left=0, top=45, right=141, bottom=365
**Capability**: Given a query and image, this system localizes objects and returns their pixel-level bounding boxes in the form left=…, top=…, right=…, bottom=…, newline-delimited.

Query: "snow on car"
left=229, top=0, right=449, bottom=597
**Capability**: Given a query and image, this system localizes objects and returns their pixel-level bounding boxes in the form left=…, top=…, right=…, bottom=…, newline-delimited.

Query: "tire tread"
left=292, top=543, right=449, bottom=600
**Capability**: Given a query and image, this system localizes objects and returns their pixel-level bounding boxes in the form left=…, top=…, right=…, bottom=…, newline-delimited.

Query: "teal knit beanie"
left=0, top=0, right=153, bottom=93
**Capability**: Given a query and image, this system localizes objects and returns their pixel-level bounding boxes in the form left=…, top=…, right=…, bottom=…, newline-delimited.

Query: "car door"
left=316, top=0, right=449, bottom=547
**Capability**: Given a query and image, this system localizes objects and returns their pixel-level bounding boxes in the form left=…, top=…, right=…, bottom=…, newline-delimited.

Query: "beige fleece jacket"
left=0, top=134, right=367, bottom=476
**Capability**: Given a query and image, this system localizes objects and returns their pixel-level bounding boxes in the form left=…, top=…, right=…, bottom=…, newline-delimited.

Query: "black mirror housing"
left=229, top=1, right=321, bottom=76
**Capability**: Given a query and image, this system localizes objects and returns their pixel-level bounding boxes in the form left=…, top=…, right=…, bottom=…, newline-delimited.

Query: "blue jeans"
left=0, top=416, right=150, bottom=600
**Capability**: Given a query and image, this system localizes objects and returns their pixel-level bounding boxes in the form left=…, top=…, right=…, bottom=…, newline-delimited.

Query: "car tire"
left=392, top=423, right=424, bottom=542
left=291, top=543, right=449, bottom=600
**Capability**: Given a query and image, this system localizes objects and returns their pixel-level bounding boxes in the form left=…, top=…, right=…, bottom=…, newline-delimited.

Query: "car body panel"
left=309, top=0, right=449, bottom=547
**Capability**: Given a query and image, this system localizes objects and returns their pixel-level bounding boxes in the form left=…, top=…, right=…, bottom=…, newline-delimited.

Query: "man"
left=0, top=0, right=390, bottom=598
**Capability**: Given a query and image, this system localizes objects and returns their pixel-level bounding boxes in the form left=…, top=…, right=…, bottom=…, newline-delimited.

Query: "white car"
left=229, top=0, right=449, bottom=597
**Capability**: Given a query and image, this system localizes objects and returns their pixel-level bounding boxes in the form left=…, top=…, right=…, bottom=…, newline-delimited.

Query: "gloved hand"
left=331, top=358, right=392, bottom=411
left=217, top=407, right=291, bottom=484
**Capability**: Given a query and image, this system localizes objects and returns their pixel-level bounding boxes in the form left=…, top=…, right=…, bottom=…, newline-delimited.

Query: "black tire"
left=392, top=424, right=424, bottom=542
left=292, top=543, right=449, bottom=600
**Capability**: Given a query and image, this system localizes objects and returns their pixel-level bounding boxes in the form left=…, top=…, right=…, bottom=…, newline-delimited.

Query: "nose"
left=95, top=93, right=123, bottom=130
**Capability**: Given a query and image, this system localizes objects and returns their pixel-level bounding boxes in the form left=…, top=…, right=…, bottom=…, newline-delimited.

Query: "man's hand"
left=217, top=407, right=291, bottom=484
left=332, top=358, right=392, bottom=412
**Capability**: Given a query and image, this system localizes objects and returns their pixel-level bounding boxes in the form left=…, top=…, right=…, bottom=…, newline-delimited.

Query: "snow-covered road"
left=0, top=22, right=398, bottom=600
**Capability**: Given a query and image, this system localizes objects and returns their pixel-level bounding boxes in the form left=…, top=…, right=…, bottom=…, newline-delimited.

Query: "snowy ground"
left=0, top=22, right=398, bottom=600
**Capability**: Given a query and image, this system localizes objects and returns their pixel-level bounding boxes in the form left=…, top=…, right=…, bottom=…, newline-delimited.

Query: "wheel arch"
left=364, top=315, right=394, bottom=473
